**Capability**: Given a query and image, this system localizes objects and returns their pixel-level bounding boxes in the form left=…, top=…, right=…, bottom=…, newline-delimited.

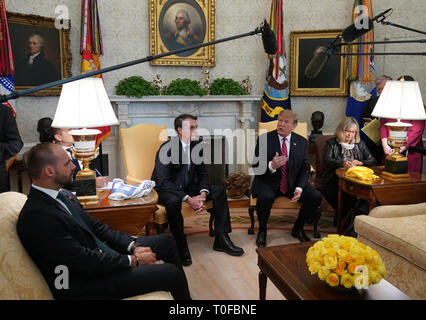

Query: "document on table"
left=361, top=119, right=380, bottom=145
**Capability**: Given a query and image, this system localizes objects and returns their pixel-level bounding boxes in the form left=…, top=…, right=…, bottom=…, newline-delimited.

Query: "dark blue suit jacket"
left=17, top=187, right=134, bottom=299
left=251, top=130, right=311, bottom=197
left=151, top=136, right=209, bottom=200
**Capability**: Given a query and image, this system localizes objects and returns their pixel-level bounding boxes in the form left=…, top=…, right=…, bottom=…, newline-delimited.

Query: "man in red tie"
left=251, top=110, right=322, bottom=246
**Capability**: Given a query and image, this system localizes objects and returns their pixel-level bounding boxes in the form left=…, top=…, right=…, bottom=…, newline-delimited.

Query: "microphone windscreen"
left=262, top=23, right=278, bottom=55
left=305, top=53, right=328, bottom=79
left=342, top=18, right=374, bottom=42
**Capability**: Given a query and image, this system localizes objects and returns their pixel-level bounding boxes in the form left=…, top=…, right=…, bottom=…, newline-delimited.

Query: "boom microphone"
left=261, top=20, right=278, bottom=55
left=304, top=48, right=329, bottom=79
left=342, top=8, right=393, bottom=42
left=304, top=35, right=341, bottom=79
left=342, top=18, right=374, bottom=42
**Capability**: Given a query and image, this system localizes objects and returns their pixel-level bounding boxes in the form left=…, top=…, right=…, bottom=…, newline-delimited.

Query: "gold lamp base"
left=69, top=129, right=101, bottom=205
left=382, top=121, right=412, bottom=181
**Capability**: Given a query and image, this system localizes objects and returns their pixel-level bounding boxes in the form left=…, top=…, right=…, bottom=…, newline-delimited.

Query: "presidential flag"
left=260, top=0, right=291, bottom=123
left=81, top=0, right=110, bottom=146
left=345, top=0, right=376, bottom=126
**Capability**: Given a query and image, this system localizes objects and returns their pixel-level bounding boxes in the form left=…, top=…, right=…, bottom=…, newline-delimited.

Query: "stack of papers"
left=361, top=119, right=380, bottom=145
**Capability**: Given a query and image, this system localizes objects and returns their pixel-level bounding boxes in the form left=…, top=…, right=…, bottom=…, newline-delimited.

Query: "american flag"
left=0, top=0, right=16, bottom=117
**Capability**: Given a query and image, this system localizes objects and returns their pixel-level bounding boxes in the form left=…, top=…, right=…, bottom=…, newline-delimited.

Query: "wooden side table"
left=85, top=189, right=158, bottom=236
left=336, top=166, right=426, bottom=234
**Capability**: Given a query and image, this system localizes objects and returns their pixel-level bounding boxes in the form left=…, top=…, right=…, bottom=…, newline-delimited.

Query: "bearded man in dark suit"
left=151, top=114, right=244, bottom=266
left=251, top=110, right=322, bottom=247
left=17, top=142, right=190, bottom=300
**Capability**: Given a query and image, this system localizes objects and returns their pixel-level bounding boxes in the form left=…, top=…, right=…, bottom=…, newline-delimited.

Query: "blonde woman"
left=322, top=117, right=376, bottom=228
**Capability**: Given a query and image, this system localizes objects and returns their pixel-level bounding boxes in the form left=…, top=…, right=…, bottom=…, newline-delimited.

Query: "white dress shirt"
left=180, top=140, right=209, bottom=202
left=268, top=133, right=303, bottom=194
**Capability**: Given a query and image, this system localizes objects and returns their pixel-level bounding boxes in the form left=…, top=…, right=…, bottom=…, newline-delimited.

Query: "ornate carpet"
left=183, top=207, right=337, bottom=236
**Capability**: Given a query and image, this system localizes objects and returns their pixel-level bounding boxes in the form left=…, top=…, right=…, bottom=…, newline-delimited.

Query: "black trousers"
left=157, top=184, right=232, bottom=247
left=0, top=166, right=9, bottom=193
left=255, top=183, right=322, bottom=232
left=55, top=234, right=191, bottom=300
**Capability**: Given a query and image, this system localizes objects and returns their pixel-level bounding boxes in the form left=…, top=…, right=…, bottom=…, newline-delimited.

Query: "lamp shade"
left=52, top=78, right=119, bottom=128
left=371, top=80, right=426, bottom=120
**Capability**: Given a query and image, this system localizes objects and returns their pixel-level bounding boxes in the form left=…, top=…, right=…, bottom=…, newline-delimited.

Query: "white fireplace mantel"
left=109, top=94, right=262, bottom=178
left=109, top=94, right=261, bottom=131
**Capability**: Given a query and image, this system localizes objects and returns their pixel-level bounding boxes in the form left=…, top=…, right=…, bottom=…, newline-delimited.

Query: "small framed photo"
left=290, top=29, right=348, bottom=96
left=149, top=0, right=216, bottom=67
left=7, top=12, right=72, bottom=96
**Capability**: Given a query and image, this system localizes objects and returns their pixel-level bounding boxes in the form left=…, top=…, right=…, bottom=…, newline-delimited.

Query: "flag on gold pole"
left=260, top=0, right=291, bottom=123
left=345, top=0, right=376, bottom=126
left=81, top=0, right=110, bottom=146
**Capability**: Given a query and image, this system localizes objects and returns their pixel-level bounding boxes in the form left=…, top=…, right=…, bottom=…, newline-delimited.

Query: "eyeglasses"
left=344, top=129, right=357, bottom=134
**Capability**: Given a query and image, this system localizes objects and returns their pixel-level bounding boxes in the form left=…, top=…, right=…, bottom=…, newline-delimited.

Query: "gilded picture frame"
left=7, top=11, right=72, bottom=96
left=290, top=29, right=348, bottom=97
left=149, top=0, right=216, bottom=66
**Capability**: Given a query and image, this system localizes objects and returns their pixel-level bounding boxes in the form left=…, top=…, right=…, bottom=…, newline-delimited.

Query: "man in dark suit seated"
left=0, top=104, right=24, bottom=193
left=17, top=142, right=191, bottom=300
left=251, top=110, right=322, bottom=247
left=151, top=114, right=244, bottom=266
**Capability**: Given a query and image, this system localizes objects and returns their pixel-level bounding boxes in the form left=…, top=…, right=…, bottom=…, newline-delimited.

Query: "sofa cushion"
left=0, top=191, right=173, bottom=300
left=355, top=214, right=426, bottom=270
left=124, top=290, right=173, bottom=300
left=369, top=202, right=426, bottom=219
left=0, top=192, right=54, bottom=300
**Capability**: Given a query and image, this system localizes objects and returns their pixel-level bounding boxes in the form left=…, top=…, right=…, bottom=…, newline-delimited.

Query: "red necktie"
left=280, top=137, right=288, bottom=194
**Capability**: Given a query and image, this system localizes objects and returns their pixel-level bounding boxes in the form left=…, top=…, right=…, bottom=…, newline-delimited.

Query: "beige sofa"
left=0, top=191, right=172, bottom=300
left=354, top=202, right=426, bottom=299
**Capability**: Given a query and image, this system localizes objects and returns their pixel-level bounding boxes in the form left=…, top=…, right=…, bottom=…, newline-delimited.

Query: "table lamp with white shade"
left=371, top=80, right=426, bottom=179
left=52, top=78, right=119, bottom=203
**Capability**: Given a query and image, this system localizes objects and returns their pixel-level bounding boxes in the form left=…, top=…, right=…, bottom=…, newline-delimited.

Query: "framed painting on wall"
left=149, top=0, right=216, bottom=66
left=7, top=12, right=72, bottom=96
left=289, top=29, right=348, bottom=96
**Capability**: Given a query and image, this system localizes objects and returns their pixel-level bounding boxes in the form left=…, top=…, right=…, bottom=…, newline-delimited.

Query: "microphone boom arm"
left=381, top=21, right=426, bottom=36
left=1, top=26, right=265, bottom=103
left=335, top=38, right=426, bottom=56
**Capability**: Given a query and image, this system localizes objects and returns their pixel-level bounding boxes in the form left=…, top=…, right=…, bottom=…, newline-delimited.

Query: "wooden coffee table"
left=84, top=189, right=158, bottom=236
left=257, top=242, right=411, bottom=300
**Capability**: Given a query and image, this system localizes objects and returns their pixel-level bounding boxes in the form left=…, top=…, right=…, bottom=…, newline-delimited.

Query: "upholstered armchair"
left=119, top=123, right=214, bottom=235
left=355, top=202, right=426, bottom=299
left=0, top=191, right=172, bottom=300
left=248, top=121, right=321, bottom=238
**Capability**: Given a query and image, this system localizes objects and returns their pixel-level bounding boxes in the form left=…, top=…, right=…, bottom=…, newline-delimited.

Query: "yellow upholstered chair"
left=0, top=191, right=172, bottom=300
left=248, top=121, right=320, bottom=238
left=120, top=124, right=214, bottom=235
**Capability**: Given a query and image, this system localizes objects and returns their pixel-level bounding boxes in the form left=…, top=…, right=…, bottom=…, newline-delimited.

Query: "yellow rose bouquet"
left=306, top=234, right=386, bottom=289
